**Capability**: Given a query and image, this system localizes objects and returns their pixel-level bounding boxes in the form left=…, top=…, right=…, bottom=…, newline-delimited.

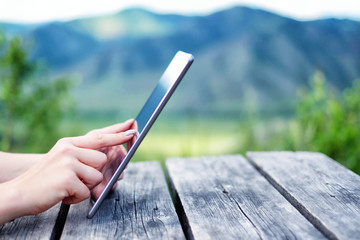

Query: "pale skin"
left=0, top=119, right=137, bottom=225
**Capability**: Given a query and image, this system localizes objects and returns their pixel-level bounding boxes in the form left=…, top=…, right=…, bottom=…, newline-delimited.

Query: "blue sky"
left=0, top=0, right=359, bottom=23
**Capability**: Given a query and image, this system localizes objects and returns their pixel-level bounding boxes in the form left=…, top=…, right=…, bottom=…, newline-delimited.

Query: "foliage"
left=0, top=33, right=74, bottom=152
left=235, top=71, right=360, bottom=174
left=287, top=72, right=360, bottom=173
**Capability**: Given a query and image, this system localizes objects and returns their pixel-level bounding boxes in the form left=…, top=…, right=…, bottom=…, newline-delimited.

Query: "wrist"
left=0, top=181, right=27, bottom=225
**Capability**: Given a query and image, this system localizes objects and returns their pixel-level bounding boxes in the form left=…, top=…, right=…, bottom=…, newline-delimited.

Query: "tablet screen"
left=135, top=52, right=194, bottom=133
left=87, top=51, right=194, bottom=218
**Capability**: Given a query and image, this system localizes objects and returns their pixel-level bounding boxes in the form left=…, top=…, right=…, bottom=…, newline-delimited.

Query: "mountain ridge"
left=1, top=6, right=359, bottom=117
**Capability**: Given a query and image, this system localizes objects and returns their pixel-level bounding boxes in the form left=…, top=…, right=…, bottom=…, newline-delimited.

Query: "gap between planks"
left=246, top=156, right=338, bottom=240
left=246, top=152, right=358, bottom=239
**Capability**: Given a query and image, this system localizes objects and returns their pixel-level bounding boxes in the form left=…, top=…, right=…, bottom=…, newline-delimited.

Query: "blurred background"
left=0, top=0, right=359, bottom=173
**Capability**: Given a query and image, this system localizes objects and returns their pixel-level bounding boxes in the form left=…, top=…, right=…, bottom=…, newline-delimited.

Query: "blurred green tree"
left=0, top=33, right=74, bottom=152
left=289, top=71, right=360, bottom=173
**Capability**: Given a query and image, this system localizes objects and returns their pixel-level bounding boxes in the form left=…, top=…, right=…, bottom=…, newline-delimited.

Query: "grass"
left=60, top=114, right=242, bottom=166
left=133, top=127, right=240, bottom=163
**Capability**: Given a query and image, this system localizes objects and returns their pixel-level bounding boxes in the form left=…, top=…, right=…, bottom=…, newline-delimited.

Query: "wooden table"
left=1, top=152, right=360, bottom=239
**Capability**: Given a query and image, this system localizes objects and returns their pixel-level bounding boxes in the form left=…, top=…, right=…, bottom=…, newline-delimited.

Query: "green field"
left=60, top=115, right=242, bottom=166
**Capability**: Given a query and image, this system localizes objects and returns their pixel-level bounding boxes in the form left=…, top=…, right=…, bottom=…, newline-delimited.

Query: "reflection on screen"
left=135, top=52, right=193, bottom=134
left=135, top=83, right=167, bottom=132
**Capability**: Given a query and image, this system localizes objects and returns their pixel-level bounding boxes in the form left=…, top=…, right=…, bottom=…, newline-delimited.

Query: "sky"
left=0, top=0, right=359, bottom=23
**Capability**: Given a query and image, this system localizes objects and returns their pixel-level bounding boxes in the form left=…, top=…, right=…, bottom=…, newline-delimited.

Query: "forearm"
left=0, top=152, right=44, bottom=183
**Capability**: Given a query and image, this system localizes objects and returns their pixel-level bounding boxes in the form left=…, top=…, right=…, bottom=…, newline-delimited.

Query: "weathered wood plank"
left=61, top=161, right=184, bottom=239
left=166, top=155, right=325, bottom=240
left=247, top=151, right=360, bottom=240
left=0, top=203, right=62, bottom=240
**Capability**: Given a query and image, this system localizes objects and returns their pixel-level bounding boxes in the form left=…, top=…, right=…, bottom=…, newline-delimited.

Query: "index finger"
left=90, top=119, right=135, bottom=135
left=71, top=131, right=137, bottom=150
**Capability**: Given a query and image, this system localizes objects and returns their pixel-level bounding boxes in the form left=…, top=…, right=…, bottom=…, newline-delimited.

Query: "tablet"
left=87, top=51, right=194, bottom=218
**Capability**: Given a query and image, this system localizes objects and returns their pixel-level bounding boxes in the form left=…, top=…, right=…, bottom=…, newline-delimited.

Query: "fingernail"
left=125, top=129, right=136, bottom=136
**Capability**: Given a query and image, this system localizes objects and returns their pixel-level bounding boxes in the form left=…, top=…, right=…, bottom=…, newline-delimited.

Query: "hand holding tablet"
left=87, top=51, right=194, bottom=218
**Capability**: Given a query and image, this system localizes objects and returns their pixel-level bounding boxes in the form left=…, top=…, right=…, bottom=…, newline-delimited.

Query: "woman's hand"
left=0, top=120, right=137, bottom=225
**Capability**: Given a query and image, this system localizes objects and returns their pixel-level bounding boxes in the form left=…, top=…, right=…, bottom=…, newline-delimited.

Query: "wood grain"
left=247, top=151, right=360, bottom=240
left=166, top=155, right=325, bottom=240
left=0, top=204, right=61, bottom=240
left=61, top=161, right=184, bottom=239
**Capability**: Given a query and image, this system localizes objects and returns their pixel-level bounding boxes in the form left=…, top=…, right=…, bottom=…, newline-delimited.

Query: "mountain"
left=1, top=7, right=360, bottom=118
left=64, top=8, right=186, bottom=40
